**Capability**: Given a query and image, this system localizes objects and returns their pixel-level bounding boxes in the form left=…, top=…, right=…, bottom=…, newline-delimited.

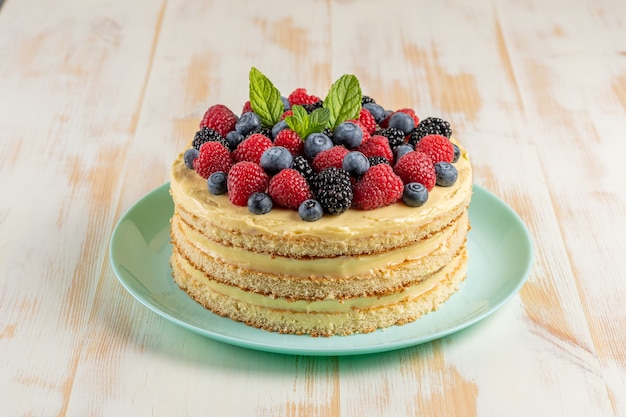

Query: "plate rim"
left=109, top=183, right=534, bottom=356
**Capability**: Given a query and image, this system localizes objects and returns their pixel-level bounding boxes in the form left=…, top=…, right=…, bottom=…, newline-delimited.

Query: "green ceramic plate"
left=109, top=183, right=533, bottom=356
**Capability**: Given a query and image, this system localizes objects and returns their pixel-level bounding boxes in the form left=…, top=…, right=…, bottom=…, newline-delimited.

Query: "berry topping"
left=357, top=134, right=394, bottom=164
left=361, top=95, right=376, bottom=105
left=342, top=151, right=370, bottom=177
left=357, top=108, right=377, bottom=134
left=377, top=127, right=406, bottom=149
left=452, top=143, right=461, bottom=163
left=235, top=112, right=262, bottom=136
left=312, top=146, right=350, bottom=172
left=292, top=155, right=316, bottom=182
left=333, top=121, right=364, bottom=148
left=260, top=146, right=294, bottom=175
left=288, top=88, right=321, bottom=106
left=232, top=133, right=273, bottom=164
left=241, top=101, right=253, bottom=114
left=402, top=183, right=429, bottom=207
left=362, top=102, right=386, bottom=124
left=303, top=100, right=324, bottom=113
left=393, top=144, right=414, bottom=162
left=207, top=171, right=228, bottom=195
left=193, top=141, right=233, bottom=179
left=312, top=168, right=353, bottom=215
left=298, top=199, right=324, bottom=222
left=248, top=192, right=273, bottom=215
left=393, top=151, right=436, bottom=191
left=227, top=161, right=270, bottom=206
left=415, top=134, right=454, bottom=164
left=304, top=133, right=334, bottom=158
left=387, top=111, right=415, bottom=134
left=368, top=156, right=390, bottom=166
left=396, top=108, right=420, bottom=127
left=434, top=162, right=458, bottom=186
left=192, top=127, right=229, bottom=150
left=200, top=104, right=238, bottom=137
left=268, top=169, right=313, bottom=209
left=225, top=131, right=245, bottom=151
left=271, top=120, right=289, bottom=139
left=409, top=117, right=452, bottom=146
left=353, top=164, right=404, bottom=210
left=183, top=148, right=199, bottom=169
left=273, top=128, right=304, bottom=156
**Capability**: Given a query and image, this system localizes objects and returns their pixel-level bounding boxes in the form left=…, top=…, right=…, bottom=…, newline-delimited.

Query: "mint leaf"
left=323, top=74, right=362, bottom=128
left=284, top=105, right=330, bottom=139
left=249, top=67, right=284, bottom=128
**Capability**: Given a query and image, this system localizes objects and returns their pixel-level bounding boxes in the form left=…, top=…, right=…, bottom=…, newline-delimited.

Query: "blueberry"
left=363, top=102, right=386, bottom=124
left=260, top=146, right=293, bottom=175
left=281, top=96, right=291, bottom=111
left=393, top=144, right=414, bottom=163
left=342, top=151, right=370, bottom=177
left=304, top=133, right=333, bottom=158
left=402, top=182, right=429, bottom=207
left=271, top=120, right=288, bottom=139
left=207, top=171, right=228, bottom=195
left=434, top=162, right=458, bottom=186
left=298, top=199, right=324, bottom=221
left=333, top=121, right=363, bottom=148
left=452, top=143, right=460, bottom=163
left=388, top=112, right=415, bottom=134
left=235, top=112, right=262, bottom=136
left=183, top=148, right=199, bottom=169
left=248, top=192, right=273, bottom=215
left=225, top=131, right=245, bottom=151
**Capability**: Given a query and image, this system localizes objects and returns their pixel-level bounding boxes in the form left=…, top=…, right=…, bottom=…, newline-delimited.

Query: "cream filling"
left=174, top=211, right=469, bottom=278
left=170, top=140, right=472, bottom=242
left=176, top=251, right=465, bottom=314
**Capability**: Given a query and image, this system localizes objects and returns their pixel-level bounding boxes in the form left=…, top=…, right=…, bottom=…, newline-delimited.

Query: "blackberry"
left=368, top=156, right=389, bottom=166
left=192, top=127, right=229, bottom=150
left=377, top=127, right=405, bottom=149
left=361, top=95, right=376, bottom=105
left=322, top=127, right=334, bottom=141
left=409, top=117, right=452, bottom=147
left=312, top=168, right=353, bottom=215
left=292, top=155, right=315, bottom=183
left=245, top=127, right=272, bottom=139
left=302, top=100, right=324, bottom=113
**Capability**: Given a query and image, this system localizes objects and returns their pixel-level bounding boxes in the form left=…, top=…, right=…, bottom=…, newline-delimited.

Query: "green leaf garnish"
left=323, top=74, right=362, bottom=128
left=249, top=67, right=284, bottom=128
left=284, top=105, right=330, bottom=139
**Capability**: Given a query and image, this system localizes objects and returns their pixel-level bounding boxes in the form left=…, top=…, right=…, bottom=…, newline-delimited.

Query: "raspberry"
left=227, top=162, right=269, bottom=206
left=393, top=151, right=436, bottom=191
left=200, top=104, right=238, bottom=137
left=357, top=108, right=377, bottom=135
left=357, top=135, right=394, bottom=165
left=353, top=164, right=404, bottom=210
left=232, top=133, right=273, bottom=164
left=281, top=109, right=293, bottom=120
left=396, top=108, right=420, bottom=127
left=353, top=121, right=371, bottom=144
left=192, top=142, right=232, bottom=179
left=415, top=134, right=454, bottom=163
left=268, top=169, right=313, bottom=209
left=241, top=101, right=253, bottom=114
left=274, top=129, right=304, bottom=156
left=312, top=146, right=350, bottom=172
left=287, top=88, right=321, bottom=106
left=192, top=127, right=229, bottom=150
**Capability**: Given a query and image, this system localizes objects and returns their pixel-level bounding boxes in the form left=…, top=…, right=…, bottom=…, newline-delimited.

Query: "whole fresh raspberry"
left=281, top=109, right=294, bottom=120
left=415, top=134, right=454, bottom=163
left=274, top=129, right=304, bottom=156
left=312, top=146, right=350, bottom=172
left=227, top=161, right=269, bottom=206
left=393, top=151, right=436, bottom=190
left=268, top=169, right=313, bottom=209
left=200, top=104, right=238, bottom=137
left=357, top=135, right=394, bottom=165
left=192, top=141, right=232, bottom=179
left=353, top=164, right=404, bottom=210
left=353, top=120, right=371, bottom=144
left=287, top=88, right=321, bottom=106
left=241, top=101, right=253, bottom=115
left=357, top=108, right=377, bottom=135
left=232, top=133, right=273, bottom=164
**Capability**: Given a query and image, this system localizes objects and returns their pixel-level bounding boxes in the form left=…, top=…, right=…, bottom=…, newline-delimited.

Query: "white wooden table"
left=1, top=0, right=625, bottom=415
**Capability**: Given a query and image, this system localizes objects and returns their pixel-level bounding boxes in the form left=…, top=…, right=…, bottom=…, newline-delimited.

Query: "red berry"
left=357, top=108, right=377, bottom=135
left=353, top=120, right=371, bottom=144
left=193, top=142, right=232, bottom=179
left=274, top=129, right=304, bottom=156
left=357, top=135, right=394, bottom=165
left=200, top=104, right=238, bottom=137
left=393, top=151, right=436, bottom=191
left=268, top=169, right=313, bottom=209
left=415, top=134, right=454, bottom=163
left=312, top=146, right=350, bottom=172
left=232, top=133, right=273, bottom=164
left=241, top=101, right=253, bottom=114
left=281, top=109, right=293, bottom=120
left=353, top=164, right=404, bottom=210
left=287, top=88, right=321, bottom=106
left=227, top=162, right=269, bottom=206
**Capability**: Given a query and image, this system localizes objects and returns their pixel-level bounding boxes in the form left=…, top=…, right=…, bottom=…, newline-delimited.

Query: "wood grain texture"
left=1, top=0, right=625, bottom=416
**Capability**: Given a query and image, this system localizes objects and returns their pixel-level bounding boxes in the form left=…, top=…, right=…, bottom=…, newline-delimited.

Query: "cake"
left=169, top=69, right=472, bottom=336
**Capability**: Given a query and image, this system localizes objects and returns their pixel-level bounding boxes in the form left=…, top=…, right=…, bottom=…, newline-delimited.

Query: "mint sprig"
left=284, top=105, right=330, bottom=139
left=249, top=67, right=284, bottom=128
left=323, top=74, right=362, bottom=129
